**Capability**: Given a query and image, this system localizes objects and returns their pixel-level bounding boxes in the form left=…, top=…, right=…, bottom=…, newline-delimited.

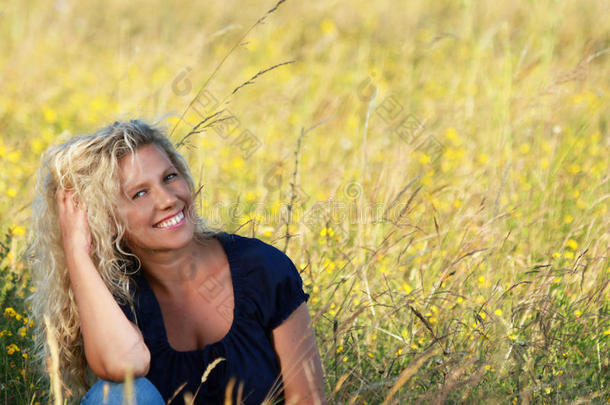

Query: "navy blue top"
left=118, top=231, right=310, bottom=405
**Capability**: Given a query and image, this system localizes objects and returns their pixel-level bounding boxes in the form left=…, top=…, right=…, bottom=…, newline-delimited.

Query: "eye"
left=165, top=172, right=179, bottom=181
left=131, top=172, right=179, bottom=200
left=132, top=190, right=146, bottom=200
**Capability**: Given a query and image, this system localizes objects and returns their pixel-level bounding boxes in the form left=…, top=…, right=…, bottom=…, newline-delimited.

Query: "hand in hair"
left=56, top=188, right=92, bottom=257
left=55, top=187, right=150, bottom=381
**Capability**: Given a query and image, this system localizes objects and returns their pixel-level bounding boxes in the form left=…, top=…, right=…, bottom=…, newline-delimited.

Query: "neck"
left=130, top=237, right=217, bottom=296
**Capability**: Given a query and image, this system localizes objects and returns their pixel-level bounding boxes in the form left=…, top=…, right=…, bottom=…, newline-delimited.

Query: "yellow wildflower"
left=245, top=191, right=257, bottom=202
left=444, top=128, right=462, bottom=146
left=320, top=18, right=337, bottom=36
left=42, top=106, right=58, bottom=123
left=320, top=227, right=335, bottom=237
left=30, top=138, right=45, bottom=154
left=6, top=150, right=21, bottom=163
left=10, top=225, right=26, bottom=236
left=568, top=163, right=580, bottom=174
left=6, top=343, right=20, bottom=355
left=519, top=143, right=530, bottom=154
left=4, top=307, right=17, bottom=318
left=566, top=239, right=578, bottom=250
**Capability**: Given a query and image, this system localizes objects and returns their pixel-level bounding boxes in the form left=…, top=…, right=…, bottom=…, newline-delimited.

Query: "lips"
left=153, top=210, right=185, bottom=228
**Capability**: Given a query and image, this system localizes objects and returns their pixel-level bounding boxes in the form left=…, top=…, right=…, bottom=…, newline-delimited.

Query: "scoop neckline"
left=140, top=231, right=240, bottom=355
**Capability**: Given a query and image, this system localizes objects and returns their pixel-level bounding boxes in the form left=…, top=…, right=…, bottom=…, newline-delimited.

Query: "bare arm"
left=57, top=188, right=150, bottom=381
left=271, top=302, right=326, bottom=405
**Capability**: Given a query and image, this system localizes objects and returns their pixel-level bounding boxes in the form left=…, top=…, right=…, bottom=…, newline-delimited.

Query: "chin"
left=134, top=227, right=195, bottom=253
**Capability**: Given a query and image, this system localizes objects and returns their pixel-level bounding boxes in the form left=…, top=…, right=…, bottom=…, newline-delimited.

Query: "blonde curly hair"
left=24, top=119, right=222, bottom=400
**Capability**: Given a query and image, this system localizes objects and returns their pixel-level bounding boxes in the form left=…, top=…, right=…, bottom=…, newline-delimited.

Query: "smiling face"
left=116, top=143, right=196, bottom=255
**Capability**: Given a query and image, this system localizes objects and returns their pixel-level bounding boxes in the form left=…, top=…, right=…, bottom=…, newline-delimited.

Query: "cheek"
left=178, top=181, right=192, bottom=196
left=119, top=207, right=149, bottom=235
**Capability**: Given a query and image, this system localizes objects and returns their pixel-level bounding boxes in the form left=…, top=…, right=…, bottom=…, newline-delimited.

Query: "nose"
left=154, top=184, right=178, bottom=210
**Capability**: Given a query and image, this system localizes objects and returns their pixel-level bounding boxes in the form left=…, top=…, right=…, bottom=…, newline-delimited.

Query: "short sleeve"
left=263, top=247, right=310, bottom=331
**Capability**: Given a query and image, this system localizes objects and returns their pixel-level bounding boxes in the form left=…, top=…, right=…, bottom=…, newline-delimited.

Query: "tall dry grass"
left=0, top=0, right=608, bottom=403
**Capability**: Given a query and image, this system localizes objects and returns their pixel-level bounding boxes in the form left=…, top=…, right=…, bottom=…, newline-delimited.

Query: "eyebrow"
left=123, top=164, right=177, bottom=193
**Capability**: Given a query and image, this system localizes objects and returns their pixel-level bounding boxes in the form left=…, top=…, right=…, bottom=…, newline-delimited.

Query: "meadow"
left=0, top=0, right=608, bottom=403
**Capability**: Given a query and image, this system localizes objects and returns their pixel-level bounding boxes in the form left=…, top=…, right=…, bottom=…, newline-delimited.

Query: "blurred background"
left=0, top=0, right=608, bottom=403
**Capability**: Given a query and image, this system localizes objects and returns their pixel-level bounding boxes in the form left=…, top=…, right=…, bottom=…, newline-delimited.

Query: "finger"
left=56, top=188, right=67, bottom=210
left=72, top=194, right=85, bottom=211
left=57, top=189, right=76, bottom=213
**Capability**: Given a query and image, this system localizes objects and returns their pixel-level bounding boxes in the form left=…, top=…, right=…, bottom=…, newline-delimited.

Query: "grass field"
left=0, top=0, right=608, bottom=403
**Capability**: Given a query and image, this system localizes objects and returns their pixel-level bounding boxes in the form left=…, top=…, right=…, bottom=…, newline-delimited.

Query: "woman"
left=26, top=120, right=326, bottom=404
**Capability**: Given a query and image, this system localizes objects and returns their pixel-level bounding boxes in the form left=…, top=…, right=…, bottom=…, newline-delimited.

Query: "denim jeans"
left=80, top=377, right=165, bottom=404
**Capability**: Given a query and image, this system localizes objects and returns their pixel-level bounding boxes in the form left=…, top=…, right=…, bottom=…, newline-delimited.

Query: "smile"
left=153, top=210, right=185, bottom=229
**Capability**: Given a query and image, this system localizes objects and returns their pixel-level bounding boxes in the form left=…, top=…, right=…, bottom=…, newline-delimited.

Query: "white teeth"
left=155, top=210, right=184, bottom=228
